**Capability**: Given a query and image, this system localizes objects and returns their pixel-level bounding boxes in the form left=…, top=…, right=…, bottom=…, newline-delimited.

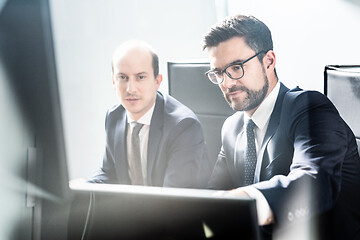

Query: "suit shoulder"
left=105, top=103, right=126, bottom=126
left=286, top=87, right=326, bottom=101
left=223, top=111, right=243, bottom=131
left=107, top=103, right=124, bottom=116
left=284, top=87, right=332, bottom=108
left=282, top=87, right=340, bottom=127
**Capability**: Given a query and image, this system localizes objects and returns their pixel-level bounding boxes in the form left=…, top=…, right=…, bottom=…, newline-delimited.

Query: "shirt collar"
left=245, top=81, right=280, bottom=130
left=127, top=102, right=156, bottom=126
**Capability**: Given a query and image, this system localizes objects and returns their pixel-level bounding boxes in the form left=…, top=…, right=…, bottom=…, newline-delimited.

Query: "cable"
left=81, top=191, right=94, bottom=240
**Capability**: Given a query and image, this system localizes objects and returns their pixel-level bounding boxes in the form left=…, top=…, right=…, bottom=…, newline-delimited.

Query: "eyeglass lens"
left=208, top=64, right=243, bottom=84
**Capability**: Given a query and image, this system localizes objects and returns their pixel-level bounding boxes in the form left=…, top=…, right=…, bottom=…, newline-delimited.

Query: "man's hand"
left=212, top=188, right=251, bottom=199
left=228, top=187, right=251, bottom=198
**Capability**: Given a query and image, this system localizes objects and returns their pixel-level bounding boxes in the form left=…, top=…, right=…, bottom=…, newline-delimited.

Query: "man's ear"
left=155, top=74, right=163, bottom=89
left=112, top=75, right=116, bottom=90
left=263, top=50, right=276, bottom=72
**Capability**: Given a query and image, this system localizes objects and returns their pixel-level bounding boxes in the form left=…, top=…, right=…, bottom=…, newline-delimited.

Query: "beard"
left=225, top=74, right=269, bottom=112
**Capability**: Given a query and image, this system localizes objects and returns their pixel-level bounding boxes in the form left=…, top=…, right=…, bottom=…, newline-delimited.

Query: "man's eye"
left=138, top=75, right=146, bottom=80
left=231, top=65, right=242, bottom=72
left=214, top=71, right=222, bottom=77
left=116, top=75, right=127, bottom=82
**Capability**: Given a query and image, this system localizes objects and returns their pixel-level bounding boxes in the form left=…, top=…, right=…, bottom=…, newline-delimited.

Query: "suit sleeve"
left=87, top=110, right=118, bottom=184
left=162, top=118, right=210, bottom=188
left=254, top=91, right=348, bottom=224
left=208, top=115, right=239, bottom=190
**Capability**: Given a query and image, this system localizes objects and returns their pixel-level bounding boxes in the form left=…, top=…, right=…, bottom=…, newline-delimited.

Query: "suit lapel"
left=147, top=92, right=164, bottom=184
left=114, top=109, right=131, bottom=183
left=255, top=83, right=289, bottom=182
left=234, top=128, right=246, bottom=185
left=229, top=113, right=246, bottom=186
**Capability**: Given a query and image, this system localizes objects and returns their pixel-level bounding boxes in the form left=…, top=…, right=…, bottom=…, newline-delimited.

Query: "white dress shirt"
left=126, top=104, right=155, bottom=186
left=243, top=81, right=280, bottom=225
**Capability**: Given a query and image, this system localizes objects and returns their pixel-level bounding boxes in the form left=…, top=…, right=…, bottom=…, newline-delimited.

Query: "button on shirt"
left=242, top=81, right=280, bottom=225
left=126, top=104, right=155, bottom=186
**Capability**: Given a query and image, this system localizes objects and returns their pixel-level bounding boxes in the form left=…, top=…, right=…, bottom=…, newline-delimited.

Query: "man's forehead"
left=113, top=63, right=151, bottom=76
left=208, top=50, right=237, bottom=70
left=113, top=47, right=151, bottom=63
left=208, top=38, right=253, bottom=69
left=113, top=51, right=152, bottom=73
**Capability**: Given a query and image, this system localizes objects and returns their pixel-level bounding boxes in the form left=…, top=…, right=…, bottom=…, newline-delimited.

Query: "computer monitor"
left=69, top=183, right=261, bottom=240
left=0, top=0, right=70, bottom=200
left=1, top=0, right=70, bottom=238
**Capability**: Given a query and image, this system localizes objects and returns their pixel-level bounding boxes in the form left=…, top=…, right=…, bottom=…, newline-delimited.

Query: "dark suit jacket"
left=90, top=91, right=210, bottom=188
left=209, top=82, right=360, bottom=239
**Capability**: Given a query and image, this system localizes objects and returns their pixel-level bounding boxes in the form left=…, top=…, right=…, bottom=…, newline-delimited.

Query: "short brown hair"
left=202, top=15, right=273, bottom=56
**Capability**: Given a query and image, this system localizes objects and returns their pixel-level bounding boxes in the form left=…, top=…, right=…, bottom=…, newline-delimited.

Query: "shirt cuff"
left=242, top=186, right=274, bottom=226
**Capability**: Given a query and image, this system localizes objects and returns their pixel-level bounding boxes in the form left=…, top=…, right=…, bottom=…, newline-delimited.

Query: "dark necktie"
left=244, top=119, right=257, bottom=186
left=130, top=122, right=144, bottom=185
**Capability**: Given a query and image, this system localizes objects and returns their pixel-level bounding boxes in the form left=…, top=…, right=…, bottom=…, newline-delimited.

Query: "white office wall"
left=227, top=0, right=360, bottom=91
left=50, top=0, right=218, bottom=179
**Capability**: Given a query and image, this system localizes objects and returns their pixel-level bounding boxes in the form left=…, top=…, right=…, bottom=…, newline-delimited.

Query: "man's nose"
left=126, top=78, right=137, bottom=93
left=221, top=73, right=237, bottom=89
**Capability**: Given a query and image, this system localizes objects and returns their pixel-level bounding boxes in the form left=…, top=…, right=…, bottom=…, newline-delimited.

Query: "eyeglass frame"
left=205, top=51, right=265, bottom=84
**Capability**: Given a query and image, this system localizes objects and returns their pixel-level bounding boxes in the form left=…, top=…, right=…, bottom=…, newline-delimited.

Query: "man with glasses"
left=202, top=15, right=360, bottom=239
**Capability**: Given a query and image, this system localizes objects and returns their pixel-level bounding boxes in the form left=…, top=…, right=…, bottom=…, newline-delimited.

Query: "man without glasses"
left=89, top=40, right=210, bottom=188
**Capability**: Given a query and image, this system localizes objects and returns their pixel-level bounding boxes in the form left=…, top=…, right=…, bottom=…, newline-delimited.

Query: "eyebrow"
left=226, top=59, right=245, bottom=67
left=115, top=73, right=126, bottom=77
left=210, top=67, right=222, bottom=72
left=136, top=72, right=148, bottom=75
left=211, top=59, right=245, bottom=71
left=116, top=72, right=148, bottom=76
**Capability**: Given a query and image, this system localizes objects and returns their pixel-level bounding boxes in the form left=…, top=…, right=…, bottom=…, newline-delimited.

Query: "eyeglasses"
left=205, top=51, right=265, bottom=84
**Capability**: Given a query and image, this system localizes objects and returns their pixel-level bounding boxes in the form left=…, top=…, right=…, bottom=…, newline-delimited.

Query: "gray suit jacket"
left=90, top=91, right=210, bottom=188
left=209, top=82, right=360, bottom=239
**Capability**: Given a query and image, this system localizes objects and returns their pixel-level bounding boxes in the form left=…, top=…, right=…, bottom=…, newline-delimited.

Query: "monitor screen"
left=69, top=183, right=261, bottom=240
left=0, top=0, right=70, bottom=200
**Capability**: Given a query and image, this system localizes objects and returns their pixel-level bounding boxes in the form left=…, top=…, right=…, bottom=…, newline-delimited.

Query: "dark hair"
left=150, top=50, right=159, bottom=78
left=202, top=15, right=273, bottom=56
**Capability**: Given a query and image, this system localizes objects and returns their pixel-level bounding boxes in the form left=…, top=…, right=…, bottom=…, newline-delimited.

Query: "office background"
left=49, top=0, right=360, bottom=180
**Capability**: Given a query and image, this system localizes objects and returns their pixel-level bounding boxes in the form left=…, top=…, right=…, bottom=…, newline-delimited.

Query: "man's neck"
left=245, top=79, right=279, bottom=118
left=127, top=102, right=156, bottom=125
